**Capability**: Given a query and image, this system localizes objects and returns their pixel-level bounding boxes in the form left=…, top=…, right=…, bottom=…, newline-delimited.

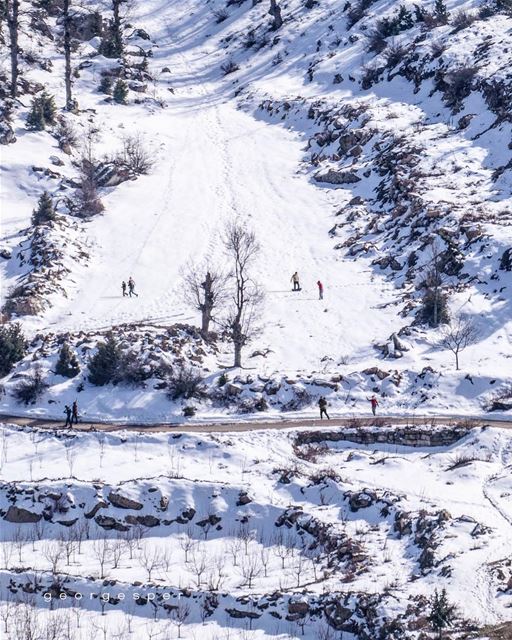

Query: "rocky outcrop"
left=4, top=506, right=42, bottom=523
left=107, top=492, right=143, bottom=510
left=314, top=169, right=361, bottom=184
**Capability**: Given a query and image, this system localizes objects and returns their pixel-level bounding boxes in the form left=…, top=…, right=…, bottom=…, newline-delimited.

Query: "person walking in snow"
left=369, top=395, right=379, bottom=416
left=64, top=405, right=72, bottom=428
left=291, top=272, right=300, bottom=291
left=317, top=280, right=324, bottom=300
left=128, top=276, right=138, bottom=298
left=72, top=400, right=79, bottom=425
left=122, top=281, right=127, bottom=297
left=318, top=396, right=330, bottom=420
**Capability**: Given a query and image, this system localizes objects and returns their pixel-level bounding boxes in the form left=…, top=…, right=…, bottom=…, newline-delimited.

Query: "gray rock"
left=108, top=492, right=143, bottom=511
left=4, top=506, right=42, bottom=523
left=315, top=169, right=361, bottom=185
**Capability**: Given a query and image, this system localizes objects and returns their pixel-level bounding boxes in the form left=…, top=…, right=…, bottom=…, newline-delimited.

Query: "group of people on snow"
left=318, top=394, right=379, bottom=419
left=64, top=400, right=79, bottom=428
left=290, top=272, right=323, bottom=300
left=122, top=277, right=138, bottom=298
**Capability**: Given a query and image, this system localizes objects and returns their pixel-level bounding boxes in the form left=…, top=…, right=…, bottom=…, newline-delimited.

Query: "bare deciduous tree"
left=172, top=598, right=190, bottom=639
left=441, top=315, right=480, bottom=370
left=42, top=541, right=63, bottom=575
left=178, top=528, right=196, bottom=563
left=191, top=547, right=208, bottom=588
left=138, top=544, right=163, bottom=582
left=240, top=551, right=261, bottom=588
left=222, top=220, right=263, bottom=368
left=92, top=538, right=112, bottom=579
left=181, top=261, right=228, bottom=339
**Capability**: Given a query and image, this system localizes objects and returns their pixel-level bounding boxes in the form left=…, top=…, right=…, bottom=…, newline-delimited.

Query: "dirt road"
left=1, top=414, right=510, bottom=434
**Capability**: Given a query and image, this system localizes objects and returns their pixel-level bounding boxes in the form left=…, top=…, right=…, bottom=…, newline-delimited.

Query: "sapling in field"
left=440, top=315, right=480, bottom=370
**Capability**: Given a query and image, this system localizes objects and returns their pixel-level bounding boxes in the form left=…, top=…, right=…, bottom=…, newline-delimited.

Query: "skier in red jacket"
left=369, top=395, right=379, bottom=416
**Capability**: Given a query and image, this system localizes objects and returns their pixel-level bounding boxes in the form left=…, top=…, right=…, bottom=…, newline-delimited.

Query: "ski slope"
left=0, top=0, right=511, bottom=422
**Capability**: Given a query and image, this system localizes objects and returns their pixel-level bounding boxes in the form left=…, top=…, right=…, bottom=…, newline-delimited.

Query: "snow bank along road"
left=1, top=413, right=511, bottom=433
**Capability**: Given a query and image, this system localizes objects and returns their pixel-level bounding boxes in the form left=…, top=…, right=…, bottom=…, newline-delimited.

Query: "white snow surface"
left=0, top=0, right=511, bottom=420
left=0, top=422, right=511, bottom=638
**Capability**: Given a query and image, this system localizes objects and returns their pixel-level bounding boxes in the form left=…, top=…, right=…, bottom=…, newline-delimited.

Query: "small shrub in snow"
left=113, top=79, right=129, bottom=104
left=119, top=134, right=154, bottom=175
left=183, top=405, right=196, bottom=417
left=384, top=43, right=408, bottom=69
left=221, top=60, right=239, bottom=75
left=451, top=9, right=478, bottom=31
left=0, top=323, right=27, bottom=377
left=441, top=66, right=478, bottom=112
left=213, top=9, right=228, bottom=23
left=167, top=367, right=205, bottom=401
left=14, top=366, right=48, bottom=405
left=55, top=118, right=78, bottom=153
left=217, top=372, right=229, bottom=387
left=26, top=90, right=57, bottom=130
left=88, top=332, right=122, bottom=386
left=117, top=350, right=152, bottom=386
left=98, top=75, right=113, bottom=95
left=55, top=342, right=80, bottom=378
left=31, top=191, right=56, bottom=226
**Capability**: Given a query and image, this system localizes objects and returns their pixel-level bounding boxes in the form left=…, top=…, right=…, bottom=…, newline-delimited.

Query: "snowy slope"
left=0, top=0, right=511, bottom=422
left=0, top=421, right=511, bottom=638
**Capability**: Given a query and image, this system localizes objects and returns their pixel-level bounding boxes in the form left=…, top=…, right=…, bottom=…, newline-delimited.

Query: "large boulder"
left=107, top=492, right=143, bottom=510
left=94, top=162, right=132, bottom=187
left=4, top=506, right=42, bottom=523
left=315, top=169, right=361, bottom=185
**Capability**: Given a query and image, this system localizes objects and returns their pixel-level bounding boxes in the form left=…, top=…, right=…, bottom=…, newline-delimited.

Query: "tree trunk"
left=233, top=320, right=243, bottom=367
left=63, top=0, right=73, bottom=110
left=7, top=0, right=19, bottom=98
left=455, top=351, right=459, bottom=370
left=112, top=0, right=123, bottom=56
left=433, top=286, right=438, bottom=327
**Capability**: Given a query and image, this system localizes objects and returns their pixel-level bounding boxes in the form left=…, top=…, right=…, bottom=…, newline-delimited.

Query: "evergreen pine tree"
left=26, top=91, right=57, bottom=130
left=98, top=75, right=113, bottom=94
left=55, top=342, right=80, bottom=378
left=31, top=191, right=56, bottom=226
left=88, top=332, right=122, bottom=385
left=396, top=5, right=414, bottom=29
left=99, top=18, right=124, bottom=58
left=113, top=79, right=128, bottom=104
left=429, top=589, right=457, bottom=638
left=0, top=323, right=27, bottom=377
left=434, top=0, right=449, bottom=23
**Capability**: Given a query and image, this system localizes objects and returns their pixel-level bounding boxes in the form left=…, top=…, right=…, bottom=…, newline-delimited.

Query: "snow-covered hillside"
left=1, top=0, right=511, bottom=422
left=0, top=421, right=511, bottom=639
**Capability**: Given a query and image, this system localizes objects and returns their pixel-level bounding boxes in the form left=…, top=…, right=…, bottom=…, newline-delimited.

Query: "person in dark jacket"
left=318, top=396, right=330, bottom=420
left=317, top=280, right=324, bottom=300
left=72, top=400, right=79, bottom=424
left=128, top=276, right=138, bottom=298
left=64, top=405, right=72, bottom=428
left=122, top=281, right=127, bottom=297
